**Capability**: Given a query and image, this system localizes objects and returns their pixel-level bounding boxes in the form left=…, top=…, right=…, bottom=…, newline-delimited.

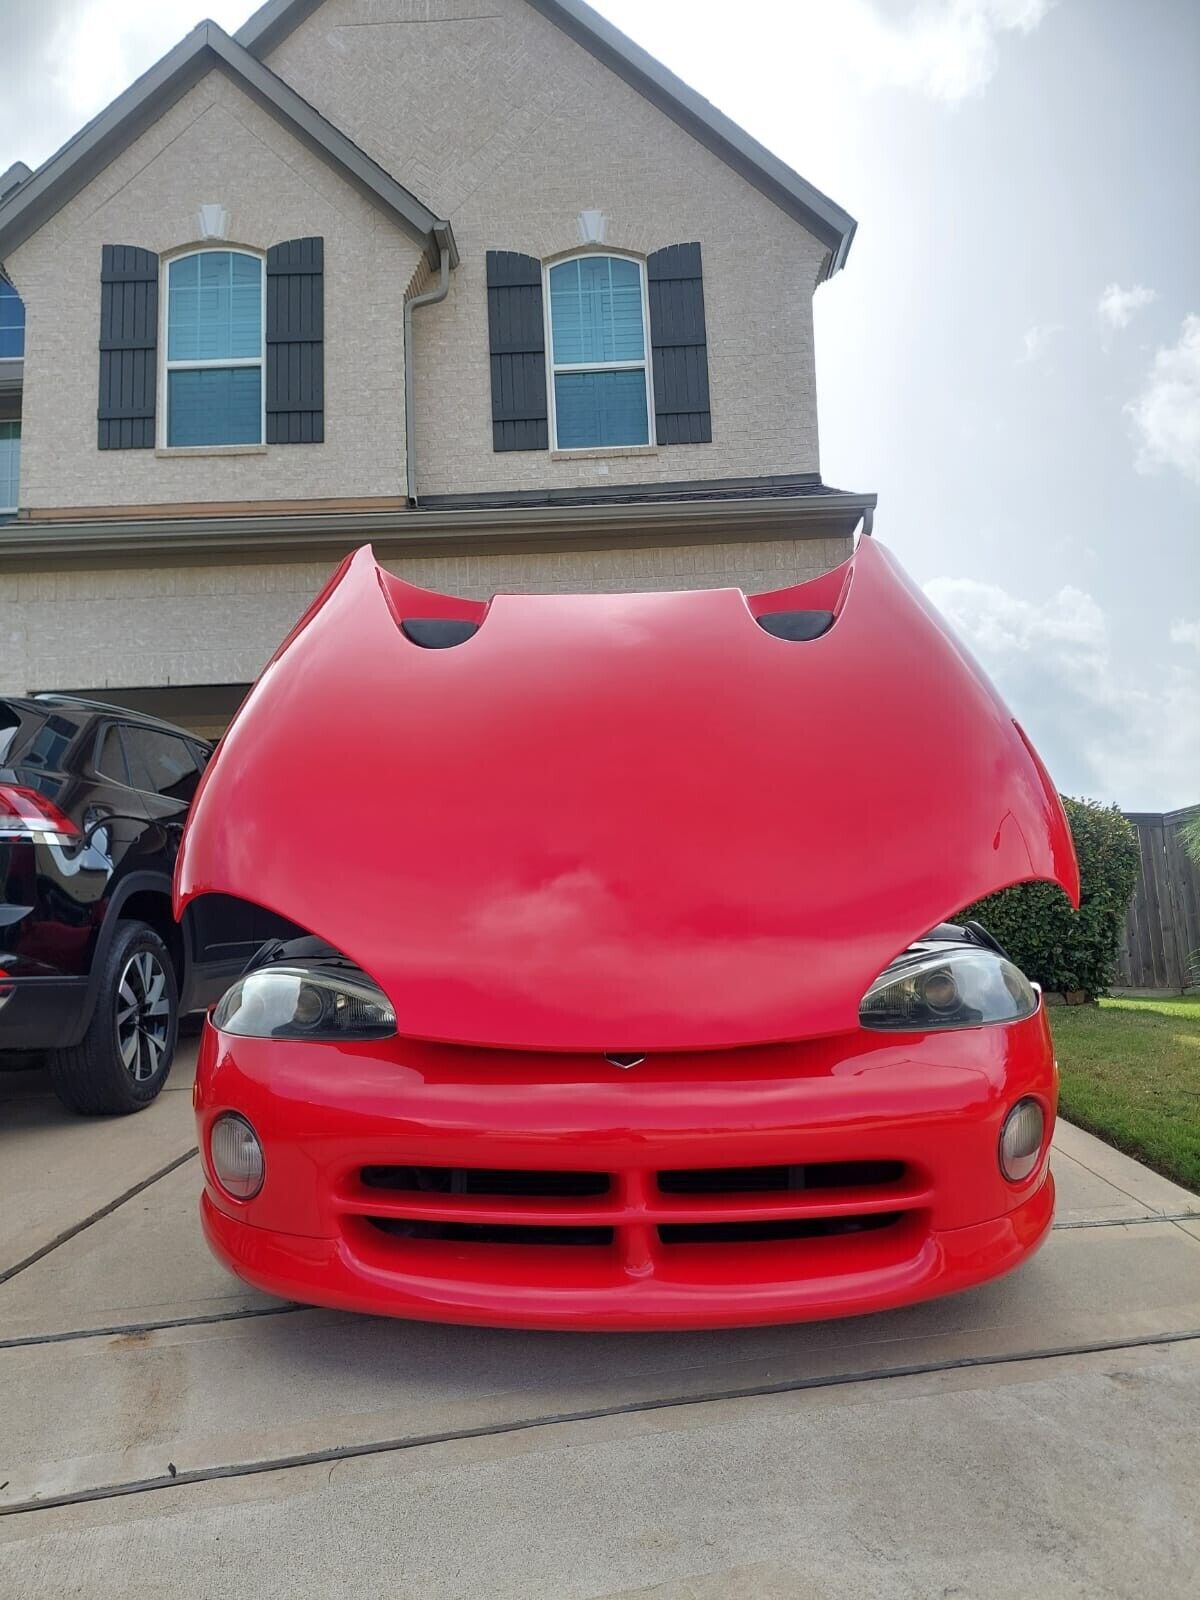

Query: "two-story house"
left=0, top=0, right=873, bottom=737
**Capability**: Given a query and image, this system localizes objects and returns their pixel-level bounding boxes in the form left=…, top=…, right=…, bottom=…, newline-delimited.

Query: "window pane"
left=168, top=251, right=262, bottom=361
left=554, top=369, right=649, bottom=449
left=120, top=727, right=199, bottom=801
left=168, top=368, right=262, bottom=447
left=550, top=256, right=644, bottom=365
left=0, top=280, right=24, bottom=360
left=25, top=717, right=74, bottom=772
left=0, top=419, right=19, bottom=510
left=95, top=726, right=130, bottom=786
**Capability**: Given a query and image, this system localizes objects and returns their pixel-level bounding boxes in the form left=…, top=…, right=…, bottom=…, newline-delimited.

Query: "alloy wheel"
left=115, top=950, right=171, bottom=1082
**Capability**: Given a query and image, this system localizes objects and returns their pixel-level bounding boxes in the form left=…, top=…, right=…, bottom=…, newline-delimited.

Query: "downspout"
left=403, top=243, right=450, bottom=507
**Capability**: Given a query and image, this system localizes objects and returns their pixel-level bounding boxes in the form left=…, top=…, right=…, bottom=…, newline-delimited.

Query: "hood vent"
left=400, top=618, right=480, bottom=650
left=756, top=609, right=835, bottom=641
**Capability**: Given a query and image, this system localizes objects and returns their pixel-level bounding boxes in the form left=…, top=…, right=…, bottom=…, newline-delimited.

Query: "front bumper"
left=195, top=1011, right=1057, bottom=1331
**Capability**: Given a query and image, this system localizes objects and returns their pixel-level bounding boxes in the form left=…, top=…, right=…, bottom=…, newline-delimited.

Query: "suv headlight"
left=860, top=946, right=1037, bottom=1032
left=212, top=965, right=396, bottom=1040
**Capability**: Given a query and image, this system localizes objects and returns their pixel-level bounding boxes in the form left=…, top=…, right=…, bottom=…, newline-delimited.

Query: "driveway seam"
left=0, top=1149, right=198, bottom=1287
left=2, top=1326, right=1196, bottom=1519
left=4, top=1211, right=1196, bottom=1349
left=1053, top=1212, right=1200, bottom=1229
left=0, top=1302, right=302, bottom=1350
left=1053, top=1146, right=1191, bottom=1216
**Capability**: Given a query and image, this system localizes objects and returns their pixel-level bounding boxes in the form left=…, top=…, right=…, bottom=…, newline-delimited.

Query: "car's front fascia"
left=193, top=934, right=1057, bottom=1332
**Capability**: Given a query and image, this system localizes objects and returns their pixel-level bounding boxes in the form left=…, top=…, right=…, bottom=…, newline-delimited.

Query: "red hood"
left=176, top=538, right=1078, bottom=1051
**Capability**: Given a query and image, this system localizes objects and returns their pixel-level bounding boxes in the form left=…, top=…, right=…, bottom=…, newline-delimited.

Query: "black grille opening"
left=659, top=1212, right=904, bottom=1246
left=657, top=1161, right=905, bottom=1196
left=369, top=1218, right=614, bottom=1247
left=361, top=1167, right=610, bottom=1198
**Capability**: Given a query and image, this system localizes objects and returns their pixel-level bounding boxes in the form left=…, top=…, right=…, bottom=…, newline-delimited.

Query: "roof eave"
left=524, top=0, right=856, bottom=275
left=236, top=0, right=326, bottom=57
left=0, top=21, right=457, bottom=269
left=237, top=0, right=856, bottom=277
left=0, top=492, right=875, bottom=571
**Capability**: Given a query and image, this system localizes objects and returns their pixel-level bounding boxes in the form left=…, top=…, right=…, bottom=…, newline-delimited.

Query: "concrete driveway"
left=1, top=1045, right=1198, bottom=1599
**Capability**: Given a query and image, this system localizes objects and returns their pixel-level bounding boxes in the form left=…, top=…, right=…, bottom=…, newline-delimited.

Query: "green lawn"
left=1050, top=994, right=1200, bottom=1194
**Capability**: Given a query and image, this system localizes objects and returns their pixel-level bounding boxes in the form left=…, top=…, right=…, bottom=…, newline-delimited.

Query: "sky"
left=2, top=0, right=1197, bottom=809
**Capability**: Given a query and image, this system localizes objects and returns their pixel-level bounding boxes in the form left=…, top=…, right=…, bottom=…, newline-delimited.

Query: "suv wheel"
left=48, top=920, right=179, bottom=1115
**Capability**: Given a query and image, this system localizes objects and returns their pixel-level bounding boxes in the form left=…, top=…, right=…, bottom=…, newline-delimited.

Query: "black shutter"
left=97, top=246, right=158, bottom=450
left=647, top=242, right=712, bottom=445
left=266, top=237, right=324, bottom=444
left=486, top=251, right=548, bottom=452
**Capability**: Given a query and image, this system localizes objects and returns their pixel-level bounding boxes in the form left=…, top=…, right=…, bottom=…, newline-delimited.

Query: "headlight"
left=860, top=945, right=1037, bottom=1031
left=211, top=965, right=396, bottom=1040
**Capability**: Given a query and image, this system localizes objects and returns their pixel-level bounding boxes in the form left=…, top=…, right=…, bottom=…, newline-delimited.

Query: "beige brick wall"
left=6, top=69, right=422, bottom=512
left=270, top=0, right=828, bottom=498
left=0, top=538, right=850, bottom=695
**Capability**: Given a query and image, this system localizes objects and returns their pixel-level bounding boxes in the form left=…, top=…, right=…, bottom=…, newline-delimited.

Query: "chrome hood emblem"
left=604, top=1053, right=645, bottom=1070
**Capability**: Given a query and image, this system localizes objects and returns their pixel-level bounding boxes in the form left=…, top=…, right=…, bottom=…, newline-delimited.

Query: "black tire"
left=48, top=920, right=179, bottom=1115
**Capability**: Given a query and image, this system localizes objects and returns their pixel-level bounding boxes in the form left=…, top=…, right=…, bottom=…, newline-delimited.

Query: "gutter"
left=403, top=243, right=451, bottom=507
left=0, top=492, right=877, bottom=572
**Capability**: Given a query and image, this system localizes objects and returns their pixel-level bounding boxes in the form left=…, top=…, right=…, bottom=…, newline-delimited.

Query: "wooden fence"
left=1114, top=808, right=1200, bottom=993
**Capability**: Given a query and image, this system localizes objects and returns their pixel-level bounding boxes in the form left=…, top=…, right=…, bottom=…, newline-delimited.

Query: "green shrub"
left=963, top=798, right=1139, bottom=999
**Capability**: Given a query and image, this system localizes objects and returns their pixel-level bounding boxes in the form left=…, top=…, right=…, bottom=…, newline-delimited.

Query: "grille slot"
left=658, top=1212, right=904, bottom=1245
left=345, top=1156, right=926, bottom=1271
left=369, top=1218, right=613, bottom=1247
left=361, top=1166, right=610, bottom=1198
left=657, top=1160, right=905, bottom=1195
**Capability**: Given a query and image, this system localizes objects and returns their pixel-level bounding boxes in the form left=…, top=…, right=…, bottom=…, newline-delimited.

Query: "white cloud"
left=824, top=0, right=1055, bottom=105
left=1170, top=619, right=1200, bottom=651
left=1126, top=315, right=1200, bottom=486
left=52, top=3, right=252, bottom=118
left=1017, top=322, right=1065, bottom=364
left=925, top=577, right=1200, bottom=809
left=1097, top=282, right=1157, bottom=333
left=3, top=2, right=253, bottom=169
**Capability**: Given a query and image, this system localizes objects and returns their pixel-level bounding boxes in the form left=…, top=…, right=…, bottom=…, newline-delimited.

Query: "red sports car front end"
left=178, top=535, right=1077, bottom=1329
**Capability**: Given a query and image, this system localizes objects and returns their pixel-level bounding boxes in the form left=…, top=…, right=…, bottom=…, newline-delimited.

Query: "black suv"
left=0, top=695, right=272, bottom=1115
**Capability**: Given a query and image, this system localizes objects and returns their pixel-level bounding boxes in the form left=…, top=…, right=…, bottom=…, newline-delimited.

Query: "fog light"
left=210, top=1113, right=264, bottom=1200
left=999, top=1098, right=1044, bottom=1183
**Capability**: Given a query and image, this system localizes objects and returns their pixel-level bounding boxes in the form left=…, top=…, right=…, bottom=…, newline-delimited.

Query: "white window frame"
left=159, top=246, right=267, bottom=450
left=543, top=251, right=655, bottom=453
left=0, top=419, right=19, bottom=514
left=0, top=279, right=24, bottom=361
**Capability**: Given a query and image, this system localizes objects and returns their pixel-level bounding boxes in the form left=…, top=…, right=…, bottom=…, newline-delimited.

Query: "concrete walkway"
left=1, top=1045, right=1197, bottom=1598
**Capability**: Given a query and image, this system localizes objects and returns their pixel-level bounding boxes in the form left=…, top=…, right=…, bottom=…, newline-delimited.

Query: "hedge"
left=963, top=798, right=1140, bottom=999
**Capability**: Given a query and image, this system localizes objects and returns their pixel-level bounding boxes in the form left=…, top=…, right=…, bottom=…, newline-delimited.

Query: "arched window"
left=546, top=254, right=652, bottom=450
left=164, top=249, right=264, bottom=447
left=0, top=278, right=24, bottom=359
